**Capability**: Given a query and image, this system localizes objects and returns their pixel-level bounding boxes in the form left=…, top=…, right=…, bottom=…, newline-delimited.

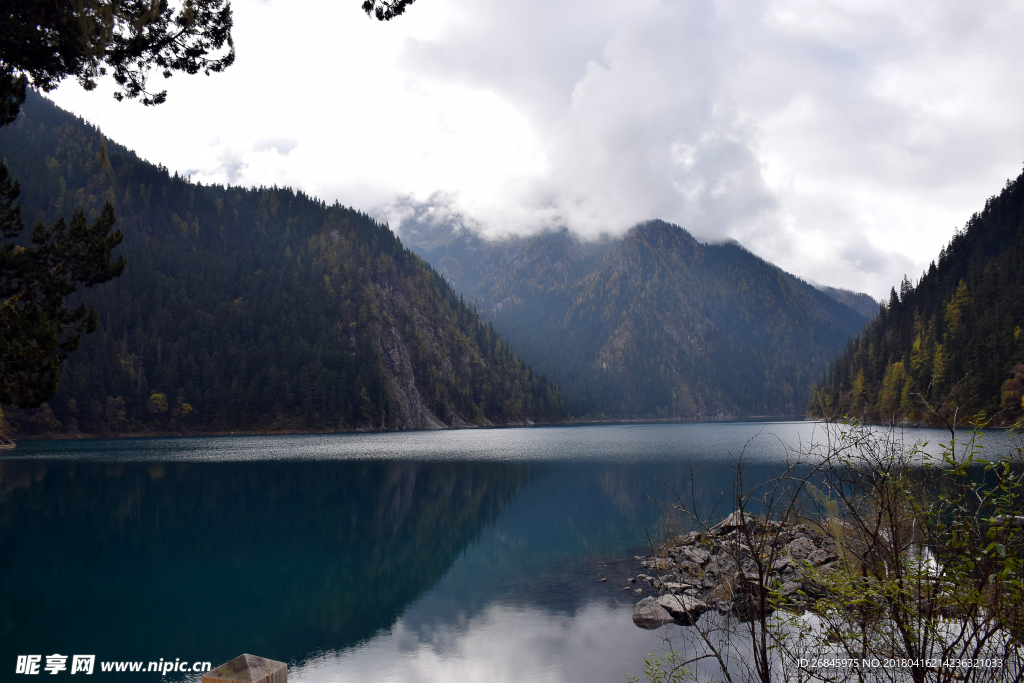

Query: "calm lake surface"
left=0, top=422, right=1009, bottom=681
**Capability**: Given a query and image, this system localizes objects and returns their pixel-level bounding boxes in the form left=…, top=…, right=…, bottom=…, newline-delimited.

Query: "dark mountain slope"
left=814, top=285, right=879, bottom=320
left=560, top=221, right=868, bottom=417
left=408, top=219, right=869, bottom=418
left=408, top=226, right=613, bottom=311
left=811, top=169, right=1024, bottom=425
left=0, top=92, right=566, bottom=435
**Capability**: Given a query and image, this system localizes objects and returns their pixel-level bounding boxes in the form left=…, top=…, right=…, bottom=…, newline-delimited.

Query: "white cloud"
left=288, top=602, right=663, bottom=683
left=47, top=0, right=1024, bottom=298
left=253, top=137, right=298, bottom=155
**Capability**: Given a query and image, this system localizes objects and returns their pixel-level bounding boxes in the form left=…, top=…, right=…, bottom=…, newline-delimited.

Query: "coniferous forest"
left=809, top=168, right=1024, bottom=425
left=0, top=92, right=567, bottom=436
left=406, top=220, right=872, bottom=419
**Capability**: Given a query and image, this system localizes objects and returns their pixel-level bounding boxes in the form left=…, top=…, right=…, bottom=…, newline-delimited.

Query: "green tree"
left=0, top=163, right=125, bottom=407
left=147, top=392, right=168, bottom=415
left=1, top=0, right=233, bottom=409
left=803, top=420, right=1024, bottom=683
left=1, top=94, right=567, bottom=435
left=810, top=169, right=1024, bottom=426
left=1, top=0, right=420, bottom=417
left=1, top=0, right=236, bottom=123
left=104, top=394, right=126, bottom=431
left=2, top=0, right=421, bottom=122
left=639, top=419, right=1024, bottom=683
left=361, top=0, right=418, bottom=21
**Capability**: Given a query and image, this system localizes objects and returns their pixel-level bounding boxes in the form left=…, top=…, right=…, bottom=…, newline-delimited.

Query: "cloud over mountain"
left=386, top=0, right=1024, bottom=298
left=50, top=0, right=1024, bottom=299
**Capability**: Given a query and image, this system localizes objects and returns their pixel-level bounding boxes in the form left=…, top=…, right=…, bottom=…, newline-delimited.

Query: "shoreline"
left=9, top=412, right=1011, bottom=445
left=0, top=414, right=812, bottom=443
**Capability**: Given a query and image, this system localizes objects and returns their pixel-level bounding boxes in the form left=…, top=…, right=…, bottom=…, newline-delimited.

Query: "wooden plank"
left=202, top=654, right=286, bottom=683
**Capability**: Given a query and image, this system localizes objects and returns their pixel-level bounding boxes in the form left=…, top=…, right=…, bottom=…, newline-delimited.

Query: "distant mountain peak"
left=403, top=215, right=869, bottom=419
left=615, top=220, right=703, bottom=271
left=626, top=219, right=697, bottom=241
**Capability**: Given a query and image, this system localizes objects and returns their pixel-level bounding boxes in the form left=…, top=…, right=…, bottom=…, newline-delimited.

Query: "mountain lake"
left=0, top=421, right=1010, bottom=682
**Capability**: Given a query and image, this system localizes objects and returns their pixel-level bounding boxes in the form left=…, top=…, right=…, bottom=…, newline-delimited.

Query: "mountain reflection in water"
left=0, top=424, right=980, bottom=681
left=0, top=460, right=529, bottom=671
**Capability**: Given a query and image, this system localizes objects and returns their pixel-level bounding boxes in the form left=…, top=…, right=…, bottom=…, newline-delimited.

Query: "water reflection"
left=0, top=460, right=528, bottom=676
left=1, top=423, right=1014, bottom=682
left=1, top=421, right=862, bottom=462
left=293, top=602, right=657, bottom=683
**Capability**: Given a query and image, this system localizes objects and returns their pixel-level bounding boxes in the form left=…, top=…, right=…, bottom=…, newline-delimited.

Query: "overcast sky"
left=49, top=0, right=1024, bottom=299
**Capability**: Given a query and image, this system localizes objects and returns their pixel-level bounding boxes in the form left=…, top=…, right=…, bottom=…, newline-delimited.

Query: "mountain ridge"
left=405, top=218, right=872, bottom=418
left=0, top=92, right=567, bottom=436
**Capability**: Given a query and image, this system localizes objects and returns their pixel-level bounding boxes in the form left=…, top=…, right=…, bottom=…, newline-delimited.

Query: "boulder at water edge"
left=632, top=597, right=675, bottom=629
left=657, top=594, right=709, bottom=625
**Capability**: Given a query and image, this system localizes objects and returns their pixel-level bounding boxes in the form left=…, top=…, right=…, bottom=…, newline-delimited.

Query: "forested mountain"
left=813, top=285, right=879, bottom=320
left=407, top=220, right=870, bottom=418
left=810, top=169, right=1024, bottom=426
left=0, top=92, right=567, bottom=436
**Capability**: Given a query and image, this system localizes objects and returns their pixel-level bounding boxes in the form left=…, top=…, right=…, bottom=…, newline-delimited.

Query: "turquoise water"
left=0, top=422, right=1004, bottom=681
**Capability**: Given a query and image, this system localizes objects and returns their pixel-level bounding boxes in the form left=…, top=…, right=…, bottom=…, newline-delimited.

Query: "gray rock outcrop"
left=631, top=514, right=842, bottom=628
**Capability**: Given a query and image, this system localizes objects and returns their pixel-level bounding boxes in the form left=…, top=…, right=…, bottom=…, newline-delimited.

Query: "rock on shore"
left=631, top=513, right=840, bottom=629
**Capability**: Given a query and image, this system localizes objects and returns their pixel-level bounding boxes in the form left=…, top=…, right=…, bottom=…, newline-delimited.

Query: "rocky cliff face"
left=369, top=284, right=482, bottom=429
left=370, top=292, right=434, bottom=430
